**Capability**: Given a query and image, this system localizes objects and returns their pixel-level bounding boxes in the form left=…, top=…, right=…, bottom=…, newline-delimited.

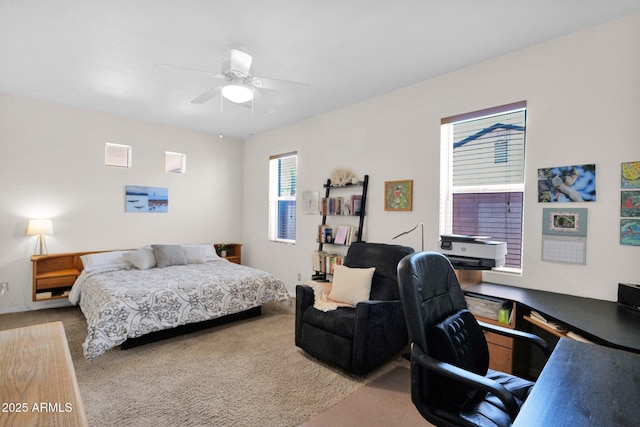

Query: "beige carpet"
left=0, top=301, right=408, bottom=427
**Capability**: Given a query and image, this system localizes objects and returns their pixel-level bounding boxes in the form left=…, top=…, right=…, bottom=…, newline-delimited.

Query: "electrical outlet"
left=297, top=273, right=301, bottom=281
left=0, top=282, right=8, bottom=297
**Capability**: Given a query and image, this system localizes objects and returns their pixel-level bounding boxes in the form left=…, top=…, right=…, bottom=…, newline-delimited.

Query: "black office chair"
left=397, top=252, right=550, bottom=427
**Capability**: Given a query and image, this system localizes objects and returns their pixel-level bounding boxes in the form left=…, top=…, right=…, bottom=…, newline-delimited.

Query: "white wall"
left=0, top=93, right=244, bottom=313
left=242, top=13, right=640, bottom=301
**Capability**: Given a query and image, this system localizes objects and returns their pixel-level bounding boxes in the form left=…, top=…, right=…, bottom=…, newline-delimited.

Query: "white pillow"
left=81, top=251, right=133, bottom=272
left=182, top=244, right=220, bottom=262
left=328, top=265, right=376, bottom=306
left=123, top=247, right=157, bottom=269
left=182, top=245, right=207, bottom=264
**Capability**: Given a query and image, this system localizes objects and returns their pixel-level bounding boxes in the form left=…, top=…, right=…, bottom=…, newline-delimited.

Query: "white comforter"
left=69, top=260, right=289, bottom=361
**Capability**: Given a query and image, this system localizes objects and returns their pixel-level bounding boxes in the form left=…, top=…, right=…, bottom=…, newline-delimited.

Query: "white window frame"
left=105, top=142, right=131, bottom=168
left=164, top=151, right=186, bottom=174
left=440, top=101, right=526, bottom=272
left=268, top=152, right=297, bottom=243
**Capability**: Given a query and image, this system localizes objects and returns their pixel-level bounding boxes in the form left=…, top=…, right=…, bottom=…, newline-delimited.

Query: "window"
left=440, top=101, right=526, bottom=270
left=269, top=152, right=297, bottom=243
left=105, top=143, right=131, bottom=167
left=164, top=151, right=186, bottom=174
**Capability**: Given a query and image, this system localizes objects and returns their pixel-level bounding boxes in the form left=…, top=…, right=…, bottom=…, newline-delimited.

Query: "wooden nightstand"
left=214, top=243, right=242, bottom=264
left=31, top=253, right=83, bottom=301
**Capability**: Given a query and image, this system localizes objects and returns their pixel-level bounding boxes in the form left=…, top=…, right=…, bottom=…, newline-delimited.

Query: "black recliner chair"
left=397, top=252, right=550, bottom=426
left=295, top=242, right=414, bottom=376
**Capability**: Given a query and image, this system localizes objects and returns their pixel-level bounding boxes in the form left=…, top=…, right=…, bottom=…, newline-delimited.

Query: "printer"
left=439, top=234, right=507, bottom=269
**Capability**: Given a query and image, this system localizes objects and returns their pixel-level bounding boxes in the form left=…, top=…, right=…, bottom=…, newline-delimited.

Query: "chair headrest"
left=397, top=252, right=467, bottom=349
left=344, top=242, right=414, bottom=276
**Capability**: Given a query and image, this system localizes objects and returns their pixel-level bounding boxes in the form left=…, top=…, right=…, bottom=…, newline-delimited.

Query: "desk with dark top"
left=513, top=338, right=640, bottom=426
left=464, top=282, right=640, bottom=353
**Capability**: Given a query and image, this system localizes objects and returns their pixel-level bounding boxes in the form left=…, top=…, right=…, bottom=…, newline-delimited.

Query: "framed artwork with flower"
left=384, top=180, right=413, bottom=211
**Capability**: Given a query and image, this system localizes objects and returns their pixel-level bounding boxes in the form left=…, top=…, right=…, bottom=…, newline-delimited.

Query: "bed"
left=68, top=244, right=290, bottom=361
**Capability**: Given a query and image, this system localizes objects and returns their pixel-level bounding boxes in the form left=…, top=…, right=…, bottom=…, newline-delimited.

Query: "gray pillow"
left=151, top=244, right=188, bottom=268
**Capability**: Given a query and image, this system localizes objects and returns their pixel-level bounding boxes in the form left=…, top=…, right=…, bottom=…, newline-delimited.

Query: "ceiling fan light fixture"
left=222, top=84, right=253, bottom=104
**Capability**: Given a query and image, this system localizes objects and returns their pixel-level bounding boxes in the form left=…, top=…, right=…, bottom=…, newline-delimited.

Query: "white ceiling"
left=2, top=1, right=640, bottom=141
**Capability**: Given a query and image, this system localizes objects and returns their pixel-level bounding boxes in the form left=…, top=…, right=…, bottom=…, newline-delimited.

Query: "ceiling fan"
left=162, top=49, right=310, bottom=113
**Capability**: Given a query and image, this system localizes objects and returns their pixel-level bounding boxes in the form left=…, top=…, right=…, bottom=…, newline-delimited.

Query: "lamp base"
left=34, top=235, right=48, bottom=256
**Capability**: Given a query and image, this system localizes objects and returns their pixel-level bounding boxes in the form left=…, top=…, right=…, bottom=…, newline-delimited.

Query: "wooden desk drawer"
left=488, top=342, right=513, bottom=373
left=36, top=276, right=77, bottom=290
left=485, top=331, right=514, bottom=348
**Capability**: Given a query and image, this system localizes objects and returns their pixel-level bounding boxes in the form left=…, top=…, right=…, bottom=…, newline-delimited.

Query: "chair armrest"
left=478, top=321, right=551, bottom=359
left=351, top=299, right=409, bottom=375
left=411, top=342, right=520, bottom=421
left=354, top=299, right=407, bottom=333
left=295, top=284, right=315, bottom=346
left=296, top=284, right=315, bottom=310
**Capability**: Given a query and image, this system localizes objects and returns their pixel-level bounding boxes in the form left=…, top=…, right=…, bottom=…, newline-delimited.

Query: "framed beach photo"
left=384, top=180, right=413, bottom=211
left=125, top=185, right=169, bottom=213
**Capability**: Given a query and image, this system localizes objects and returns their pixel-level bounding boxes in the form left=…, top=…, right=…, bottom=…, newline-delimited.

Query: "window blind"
left=268, top=152, right=297, bottom=242
left=451, top=110, right=526, bottom=187
left=452, top=192, right=523, bottom=268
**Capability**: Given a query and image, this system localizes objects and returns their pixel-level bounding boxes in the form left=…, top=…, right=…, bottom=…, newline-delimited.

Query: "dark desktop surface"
left=464, top=282, right=640, bottom=353
left=514, top=338, right=640, bottom=426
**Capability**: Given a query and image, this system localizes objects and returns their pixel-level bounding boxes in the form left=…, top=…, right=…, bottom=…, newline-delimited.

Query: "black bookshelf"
left=312, top=174, right=368, bottom=280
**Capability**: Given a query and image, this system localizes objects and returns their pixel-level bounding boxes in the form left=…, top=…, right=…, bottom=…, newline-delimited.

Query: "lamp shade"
left=26, top=219, right=53, bottom=236
left=221, top=84, right=253, bottom=104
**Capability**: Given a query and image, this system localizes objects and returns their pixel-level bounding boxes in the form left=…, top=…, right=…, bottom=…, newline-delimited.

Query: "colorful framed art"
left=384, top=180, right=413, bottom=211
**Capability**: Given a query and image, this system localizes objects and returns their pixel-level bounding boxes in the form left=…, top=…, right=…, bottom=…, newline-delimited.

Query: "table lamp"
left=26, top=219, right=53, bottom=255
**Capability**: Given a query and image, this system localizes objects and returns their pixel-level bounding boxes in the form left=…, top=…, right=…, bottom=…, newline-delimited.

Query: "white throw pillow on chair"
left=328, top=265, right=376, bottom=306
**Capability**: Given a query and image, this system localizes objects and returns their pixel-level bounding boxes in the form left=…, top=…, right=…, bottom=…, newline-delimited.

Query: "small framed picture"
left=621, top=219, right=640, bottom=246
left=384, top=180, right=413, bottom=211
left=622, top=161, right=640, bottom=189
left=303, top=191, right=319, bottom=214
left=542, top=208, right=587, bottom=236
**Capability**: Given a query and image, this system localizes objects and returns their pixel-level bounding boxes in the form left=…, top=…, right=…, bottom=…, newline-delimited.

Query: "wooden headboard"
left=31, top=250, right=114, bottom=301
left=31, top=245, right=238, bottom=301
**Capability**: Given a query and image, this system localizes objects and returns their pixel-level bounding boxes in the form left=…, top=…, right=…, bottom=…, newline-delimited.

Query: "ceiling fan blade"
left=158, top=63, right=225, bottom=80
left=230, top=49, right=253, bottom=77
left=250, top=76, right=310, bottom=93
left=191, top=86, right=222, bottom=104
left=237, top=89, right=275, bottom=114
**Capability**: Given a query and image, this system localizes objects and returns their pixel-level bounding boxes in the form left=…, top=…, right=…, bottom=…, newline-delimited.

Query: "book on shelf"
left=312, top=251, right=344, bottom=275
left=319, top=195, right=363, bottom=216
left=318, top=225, right=333, bottom=243
left=318, top=224, right=359, bottom=245
left=334, top=225, right=350, bottom=245
left=528, top=311, right=569, bottom=333
left=351, top=195, right=362, bottom=215
left=348, top=227, right=359, bottom=245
